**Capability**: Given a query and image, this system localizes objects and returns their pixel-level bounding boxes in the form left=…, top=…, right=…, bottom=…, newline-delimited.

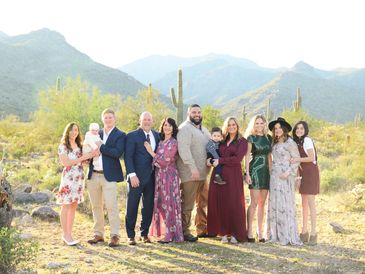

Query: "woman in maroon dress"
left=207, top=116, right=248, bottom=243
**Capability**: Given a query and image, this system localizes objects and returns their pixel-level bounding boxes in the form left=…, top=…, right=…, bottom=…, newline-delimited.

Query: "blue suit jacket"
left=124, top=128, right=160, bottom=185
left=87, top=127, right=126, bottom=182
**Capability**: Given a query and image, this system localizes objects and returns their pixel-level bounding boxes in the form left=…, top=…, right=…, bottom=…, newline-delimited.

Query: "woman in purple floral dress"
left=57, top=122, right=94, bottom=246
left=145, top=117, right=184, bottom=243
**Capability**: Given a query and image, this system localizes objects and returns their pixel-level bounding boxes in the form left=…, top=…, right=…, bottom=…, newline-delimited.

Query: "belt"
left=93, top=170, right=104, bottom=174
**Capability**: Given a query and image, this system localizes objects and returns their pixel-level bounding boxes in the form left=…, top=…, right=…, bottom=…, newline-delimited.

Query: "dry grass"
left=14, top=188, right=365, bottom=274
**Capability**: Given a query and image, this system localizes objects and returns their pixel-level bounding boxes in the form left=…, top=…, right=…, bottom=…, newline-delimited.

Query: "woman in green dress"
left=244, top=115, right=272, bottom=242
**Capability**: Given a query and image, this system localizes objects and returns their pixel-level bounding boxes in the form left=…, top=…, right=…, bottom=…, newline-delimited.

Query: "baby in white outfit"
left=83, top=123, right=101, bottom=162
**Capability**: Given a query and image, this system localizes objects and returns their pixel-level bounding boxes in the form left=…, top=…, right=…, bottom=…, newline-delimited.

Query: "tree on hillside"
left=33, top=77, right=122, bottom=139
left=116, top=86, right=173, bottom=132
left=202, top=105, right=224, bottom=132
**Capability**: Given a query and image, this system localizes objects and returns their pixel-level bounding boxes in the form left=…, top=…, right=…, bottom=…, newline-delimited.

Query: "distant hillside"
left=121, top=54, right=279, bottom=105
left=122, top=54, right=365, bottom=123
left=0, top=28, right=144, bottom=118
left=119, top=53, right=261, bottom=85
left=222, top=62, right=365, bottom=123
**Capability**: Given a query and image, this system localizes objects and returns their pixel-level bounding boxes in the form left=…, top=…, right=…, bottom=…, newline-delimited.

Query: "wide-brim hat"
left=268, top=117, right=292, bottom=131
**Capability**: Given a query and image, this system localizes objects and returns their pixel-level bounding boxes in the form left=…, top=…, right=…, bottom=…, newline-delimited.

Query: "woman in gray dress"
left=266, top=117, right=302, bottom=245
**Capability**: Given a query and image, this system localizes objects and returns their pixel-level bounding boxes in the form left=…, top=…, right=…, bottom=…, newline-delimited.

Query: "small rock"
left=14, top=192, right=50, bottom=204
left=42, top=189, right=54, bottom=200
left=31, top=206, right=59, bottom=221
left=329, top=222, right=345, bottom=233
left=32, top=192, right=50, bottom=203
left=47, top=262, right=70, bottom=269
left=14, top=193, right=35, bottom=204
left=20, top=233, right=33, bottom=240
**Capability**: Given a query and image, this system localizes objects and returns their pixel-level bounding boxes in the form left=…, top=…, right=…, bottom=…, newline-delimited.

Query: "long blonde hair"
left=222, top=116, right=242, bottom=143
left=244, top=115, right=268, bottom=138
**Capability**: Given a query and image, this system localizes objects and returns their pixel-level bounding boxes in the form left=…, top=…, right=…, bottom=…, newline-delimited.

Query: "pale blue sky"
left=1, top=0, right=364, bottom=70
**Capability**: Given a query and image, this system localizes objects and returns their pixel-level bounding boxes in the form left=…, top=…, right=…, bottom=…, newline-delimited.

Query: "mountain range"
left=0, top=28, right=364, bottom=123
left=121, top=56, right=365, bottom=123
left=0, top=28, right=144, bottom=118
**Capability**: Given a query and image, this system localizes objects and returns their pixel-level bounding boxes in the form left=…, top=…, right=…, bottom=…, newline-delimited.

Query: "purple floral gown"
left=149, top=138, right=184, bottom=242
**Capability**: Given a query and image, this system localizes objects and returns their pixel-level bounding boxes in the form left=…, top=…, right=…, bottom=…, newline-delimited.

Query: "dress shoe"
left=127, top=238, right=137, bottom=245
left=259, top=238, right=266, bottom=243
left=87, top=235, right=105, bottom=244
left=247, top=237, right=256, bottom=243
left=230, top=236, right=238, bottom=244
left=184, top=234, right=198, bottom=242
left=308, top=234, right=317, bottom=245
left=109, top=235, right=120, bottom=247
left=197, top=233, right=215, bottom=238
left=157, top=240, right=170, bottom=244
left=300, top=232, right=309, bottom=243
left=141, top=236, right=152, bottom=243
left=62, top=236, right=78, bottom=246
left=221, top=235, right=229, bottom=243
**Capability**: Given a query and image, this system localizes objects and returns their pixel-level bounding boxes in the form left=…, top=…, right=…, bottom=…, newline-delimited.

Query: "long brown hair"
left=60, top=122, right=83, bottom=152
left=272, top=122, right=290, bottom=144
left=222, top=116, right=242, bottom=143
left=159, top=117, right=178, bottom=140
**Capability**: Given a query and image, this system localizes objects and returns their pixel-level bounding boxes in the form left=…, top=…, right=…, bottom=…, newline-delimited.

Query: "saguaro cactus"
left=170, top=69, right=184, bottom=125
left=56, top=77, right=61, bottom=91
left=266, top=98, right=274, bottom=121
left=242, top=105, right=247, bottom=126
left=354, top=113, right=363, bottom=127
left=293, top=87, right=302, bottom=112
left=146, top=83, right=153, bottom=107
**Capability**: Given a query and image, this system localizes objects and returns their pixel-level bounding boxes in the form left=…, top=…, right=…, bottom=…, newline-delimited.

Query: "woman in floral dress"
left=267, top=117, right=302, bottom=245
left=145, top=117, right=184, bottom=243
left=57, top=122, right=94, bottom=246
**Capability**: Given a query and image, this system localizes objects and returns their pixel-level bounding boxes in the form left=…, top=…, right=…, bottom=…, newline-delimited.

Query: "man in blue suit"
left=125, top=112, right=160, bottom=245
left=87, top=109, right=126, bottom=247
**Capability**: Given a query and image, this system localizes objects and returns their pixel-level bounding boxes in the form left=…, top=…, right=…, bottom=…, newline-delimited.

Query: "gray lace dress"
left=267, top=138, right=302, bottom=245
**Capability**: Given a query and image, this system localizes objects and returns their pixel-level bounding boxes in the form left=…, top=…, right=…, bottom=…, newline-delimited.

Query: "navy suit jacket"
left=124, top=128, right=160, bottom=185
left=87, top=127, right=126, bottom=182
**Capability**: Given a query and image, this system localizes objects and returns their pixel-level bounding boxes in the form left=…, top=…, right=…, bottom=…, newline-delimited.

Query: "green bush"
left=0, top=228, right=38, bottom=273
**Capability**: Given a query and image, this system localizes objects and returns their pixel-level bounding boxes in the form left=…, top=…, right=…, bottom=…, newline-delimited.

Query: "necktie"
left=146, top=133, right=151, bottom=144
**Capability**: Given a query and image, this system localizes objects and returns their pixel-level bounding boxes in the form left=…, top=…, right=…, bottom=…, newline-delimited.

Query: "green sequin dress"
left=247, top=135, right=271, bottom=190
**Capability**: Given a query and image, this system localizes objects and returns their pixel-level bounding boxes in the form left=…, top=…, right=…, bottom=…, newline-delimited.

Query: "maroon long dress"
left=207, top=137, right=248, bottom=241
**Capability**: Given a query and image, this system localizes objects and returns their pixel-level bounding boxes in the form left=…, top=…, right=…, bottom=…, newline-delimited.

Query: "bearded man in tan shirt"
left=177, top=104, right=211, bottom=242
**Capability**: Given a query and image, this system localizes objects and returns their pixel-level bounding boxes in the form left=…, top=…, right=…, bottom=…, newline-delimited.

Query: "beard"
left=189, top=116, right=203, bottom=125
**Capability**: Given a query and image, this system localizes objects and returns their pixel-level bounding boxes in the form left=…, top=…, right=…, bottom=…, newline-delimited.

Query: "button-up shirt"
left=93, top=126, right=115, bottom=171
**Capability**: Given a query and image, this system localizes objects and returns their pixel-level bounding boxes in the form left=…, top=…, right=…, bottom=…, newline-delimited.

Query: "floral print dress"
left=56, top=144, right=85, bottom=205
left=149, top=138, right=184, bottom=242
left=267, top=138, right=302, bottom=245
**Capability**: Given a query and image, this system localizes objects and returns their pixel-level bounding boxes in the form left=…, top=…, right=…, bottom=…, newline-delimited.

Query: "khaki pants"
left=87, top=173, right=120, bottom=237
left=180, top=180, right=208, bottom=236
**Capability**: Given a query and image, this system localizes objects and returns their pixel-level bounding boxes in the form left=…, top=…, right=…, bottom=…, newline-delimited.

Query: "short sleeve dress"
left=56, top=144, right=85, bottom=205
left=247, top=135, right=272, bottom=190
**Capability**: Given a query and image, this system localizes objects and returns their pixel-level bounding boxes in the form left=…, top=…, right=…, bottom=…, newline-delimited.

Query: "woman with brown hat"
left=266, top=117, right=302, bottom=245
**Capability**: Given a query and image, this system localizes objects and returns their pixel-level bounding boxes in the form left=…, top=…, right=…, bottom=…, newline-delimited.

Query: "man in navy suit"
left=87, top=109, right=126, bottom=247
left=124, top=112, right=160, bottom=245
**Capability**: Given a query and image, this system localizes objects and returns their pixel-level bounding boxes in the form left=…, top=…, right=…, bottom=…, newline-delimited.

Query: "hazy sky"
left=1, top=0, right=364, bottom=70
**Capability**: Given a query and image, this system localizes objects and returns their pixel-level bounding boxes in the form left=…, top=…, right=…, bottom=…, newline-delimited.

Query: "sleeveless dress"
left=247, top=135, right=271, bottom=190
left=56, top=144, right=85, bottom=205
left=297, top=138, right=320, bottom=195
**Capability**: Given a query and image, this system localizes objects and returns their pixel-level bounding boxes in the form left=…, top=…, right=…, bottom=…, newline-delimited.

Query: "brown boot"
left=308, top=234, right=317, bottom=245
left=87, top=235, right=104, bottom=244
left=108, top=235, right=120, bottom=247
left=127, top=238, right=136, bottom=245
left=300, top=232, right=309, bottom=243
left=214, top=174, right=226, bottom=185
